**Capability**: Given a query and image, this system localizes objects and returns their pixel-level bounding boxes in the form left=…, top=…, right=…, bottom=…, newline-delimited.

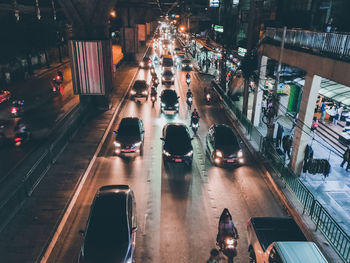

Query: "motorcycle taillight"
left=15, top=137, right=21, bottom=142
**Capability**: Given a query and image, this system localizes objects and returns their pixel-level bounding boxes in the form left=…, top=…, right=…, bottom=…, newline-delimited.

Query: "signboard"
left=233, top=0, right=239, bottom=4
left=209, top=0, right=219, bottom=7
left=238, top=47, right=247, bottom=57
left=214, top=25, right=223, bottom=32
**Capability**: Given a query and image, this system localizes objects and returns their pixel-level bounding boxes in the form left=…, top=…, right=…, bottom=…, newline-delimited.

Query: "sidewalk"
left=0, top=46, right=147, bottom=262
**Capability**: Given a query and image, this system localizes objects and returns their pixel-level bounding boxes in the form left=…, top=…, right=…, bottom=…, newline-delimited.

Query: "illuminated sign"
left=210, top=0, right=219, bottom=7
left=213, top=25, right=223, bottom=32
left=233, top=0, right=239, bottom=4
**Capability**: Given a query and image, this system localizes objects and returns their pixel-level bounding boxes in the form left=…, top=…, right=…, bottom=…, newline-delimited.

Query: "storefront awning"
left=319, top=79, right=350, bottom=106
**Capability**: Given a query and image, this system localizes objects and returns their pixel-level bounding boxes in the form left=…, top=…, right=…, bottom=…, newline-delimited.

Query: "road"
left=0, top=63, right=79, bottom=178
left=46, top=43, right=287, bottom=263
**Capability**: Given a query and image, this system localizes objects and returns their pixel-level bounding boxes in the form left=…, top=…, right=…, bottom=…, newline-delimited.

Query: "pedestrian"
left=276, top=124, right=284, bottom=148
left=338, top=105, right=343, bottom=122
left=329, top=105, right=336, bottom=125
left=282, top=135, right=292, bottom=160
left=321, top=102, right=326, bottom=122
left=261, top=97, right=267, bottom=115
left=303, top=144, right=314, bottom=173
left=326, top=18, right=333, bottom=33
left=207, top=248, right=223, bottom=263
left=341, top=147, right=350, bottom=171
left=311, top=116, right=319, bottom=132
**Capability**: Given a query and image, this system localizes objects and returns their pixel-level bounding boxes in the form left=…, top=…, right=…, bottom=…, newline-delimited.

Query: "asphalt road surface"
left=45, top=44, right=287, bottom=263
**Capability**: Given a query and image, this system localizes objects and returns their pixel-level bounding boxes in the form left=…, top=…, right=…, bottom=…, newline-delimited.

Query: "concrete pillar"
left=251, top=56, right=267, bottom=127
left=290, top=74, right=321, bottom=175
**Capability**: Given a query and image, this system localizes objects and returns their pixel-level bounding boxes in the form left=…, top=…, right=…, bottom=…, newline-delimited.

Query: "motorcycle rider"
left=191, top=108, right=200, bottom=126
left=14, top=120, right=28, bottom=138
left=151, top=87, right=157, bottom=98
left=216, top=208, right=239, bottom=244
left=186, top=89, right=193, bottom=99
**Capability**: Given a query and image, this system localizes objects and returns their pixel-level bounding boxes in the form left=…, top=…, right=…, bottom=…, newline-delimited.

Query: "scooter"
left=11, top=101, right=24, bottom=117
left=218, top=235, right=238, bottom=263
left=14, top=129, right=30, bottom=147
left=191, top=116, right=199, bottom=135
left=186, top=77, right=191, bottom=86
left=186, top=96, right=193, bottom=110
left=205, top=93, right=211, bottom=104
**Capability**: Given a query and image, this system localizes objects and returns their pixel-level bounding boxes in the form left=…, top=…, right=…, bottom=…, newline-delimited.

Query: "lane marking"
left=40, top=48, right=149, bottom=263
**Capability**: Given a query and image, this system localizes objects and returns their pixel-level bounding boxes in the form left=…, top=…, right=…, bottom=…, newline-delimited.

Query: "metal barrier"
left=212, top=80, right=350, bottom=263
left=265, top=27, right=350, bottom=61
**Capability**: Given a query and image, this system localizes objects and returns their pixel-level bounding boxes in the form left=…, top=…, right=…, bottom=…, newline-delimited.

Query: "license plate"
left=122, top=149, right=135, bottom=153
left=173, top=158, right=182, bottom=162
left=226, top=159, right=234, bottom=163
left=164, top=110, right=175, bottom=115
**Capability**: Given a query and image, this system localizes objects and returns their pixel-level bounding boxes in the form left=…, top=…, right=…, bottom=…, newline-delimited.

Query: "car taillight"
left=11, top=107, right=17, bottom=113
left=15, top=137, right=21, bottom=142
left=56, top=76, right=61, bottom=80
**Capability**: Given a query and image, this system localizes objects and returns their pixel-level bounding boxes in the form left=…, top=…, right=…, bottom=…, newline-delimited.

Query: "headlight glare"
left=185, top=150, right=193, bottom=157
left=216, top=150, right=223, bottom=158
left=163, top=150, right=171, bottom=156
left=114, top=141, right=121, bottom=147
left=237, top=149, right=243, bottom=158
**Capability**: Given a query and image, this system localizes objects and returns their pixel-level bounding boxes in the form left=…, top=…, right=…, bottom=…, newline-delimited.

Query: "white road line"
left=143, top=213, right=148, bottom=235
left=40, top=48, right=148, bottom=263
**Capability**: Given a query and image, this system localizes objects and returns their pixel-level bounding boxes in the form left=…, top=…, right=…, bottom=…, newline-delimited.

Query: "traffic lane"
left=185, top=71, right=288, bottom=261
left=46, top=51, right=163, bottom=262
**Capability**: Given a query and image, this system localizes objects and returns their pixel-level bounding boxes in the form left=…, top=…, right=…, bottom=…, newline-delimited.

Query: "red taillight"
left=11, top=107, right=17, bottom=114
left=56, top=76, right=61, bottom=80
left=15, top=137, right=21, bottom=142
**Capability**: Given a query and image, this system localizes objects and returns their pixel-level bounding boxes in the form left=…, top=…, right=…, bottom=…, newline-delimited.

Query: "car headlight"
left=215, top=150, right=223, bottom=158
left=114, top=141, right=121, bottom=147
left=175, top=103, right=179, bottom=107
left=140, top=62, right=144, bottom=67
left=171, top=77, right=174, bottom=81
left=142, top=91, right=148, bottom=95
left=182, top=64, right=185, bottom=67
left=237, top=149, right=243, bottom=158
left=161, top=103, right=165, bottom=107
left=130, top=90, right=136, bottom=95
left=163, top=149, right=171, bottom=156
left=134, top=141, right=142, bottom=147
left=189, top=64, right=192, bottom=67
left=185, top=150, right=193, bottom=157
left=162, top=77, right=166, bottom=81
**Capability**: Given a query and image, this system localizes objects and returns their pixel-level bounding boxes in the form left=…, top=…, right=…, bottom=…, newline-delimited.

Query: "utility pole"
left=266, top=26, right=287, bottom=139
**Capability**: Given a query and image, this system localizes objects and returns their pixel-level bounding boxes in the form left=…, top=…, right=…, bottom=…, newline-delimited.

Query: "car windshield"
left=117, top=124, right=140, bottom=137
left=163, top=58, right=173, bottom=66
left=164, top=71, right=173, bottom=76
left=216, top=128, right=239, bottom=146
left=182, top=60, right=190, bottom=64
left=86, top=195, right=129, bottom=247
left=133, top=81, right=146, bottom=90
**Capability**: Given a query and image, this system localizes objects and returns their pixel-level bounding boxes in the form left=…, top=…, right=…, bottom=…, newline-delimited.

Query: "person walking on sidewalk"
left=282, top=135, right=292, bottom=160
left=341, top=147, right=350, bottom=171
left=321, top=102, right=326, bottom=122
left=311, top=116, right=319, bottom=132
left=276, top=124, right=284, bottom=148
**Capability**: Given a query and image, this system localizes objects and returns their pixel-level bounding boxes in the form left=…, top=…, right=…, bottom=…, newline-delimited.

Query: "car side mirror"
left=160, top=137, right=164, bottom=141
left=131, top=226, right=138, bottom=233
left=79, top=230, right=85, bottom=237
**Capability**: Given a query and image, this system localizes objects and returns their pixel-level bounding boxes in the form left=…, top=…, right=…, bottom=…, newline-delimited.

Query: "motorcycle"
left=11, top=100, right=24, bottom=117
left=186, top=96, right=193, bottom=110
left=186, top=77, right=191, bottom=86
left=218, top=235, right=238, bottom=263
left=14, top=130, right=30, bottom=147
left=205, top=93, right=211, bottom=104
left=191, top=116, right=199, bottom=134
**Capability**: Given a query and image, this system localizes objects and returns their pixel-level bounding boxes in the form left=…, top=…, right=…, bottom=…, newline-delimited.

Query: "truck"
left=247, top=217, right=328, bottom=263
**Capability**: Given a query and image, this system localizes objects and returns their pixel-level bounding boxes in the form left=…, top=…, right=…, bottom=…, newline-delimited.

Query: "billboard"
left=209, top=0, right=219, bottom=7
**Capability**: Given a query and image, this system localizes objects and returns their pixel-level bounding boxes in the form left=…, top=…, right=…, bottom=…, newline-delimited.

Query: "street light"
left=110, top=10, right=117, bottom=18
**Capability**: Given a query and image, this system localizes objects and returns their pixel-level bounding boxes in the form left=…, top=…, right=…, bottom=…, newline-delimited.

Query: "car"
left=180, top=59, right=192, bottom=71
left=139, top=56, right=152, bottom=69
left=161, top=70, right=175, bottom=84
left=161, top=123, right=193, bottom=166
left=160, top=89, right=179, bottom=114
left=161, top=55, right=174, bottom=72
left=206, top=124, right=244, bottom=166
left=0, top=90, right=10, bottom=104
left=78, top=185, right=137, bottom=263
left=130, top=80, right=148, bottom=100
left=113, top=117, right=145, bottom=156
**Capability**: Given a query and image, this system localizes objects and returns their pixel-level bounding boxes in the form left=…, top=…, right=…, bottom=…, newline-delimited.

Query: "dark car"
left=206, top=124, right=244, bottom=166
left=79, top=185, right=137, bottom=263
left=180, top=59, right=192, bottom=71
left=113, top=117, right=145, bottom=156
left=130, top=80, right=148, bottom=100
left=139, top=56, right=152, bottom=69
left=161, top=70, right=175, bottom=84
left=160, top=89, right=179, bottom=115
left=161, top=123, right=193, bottom=166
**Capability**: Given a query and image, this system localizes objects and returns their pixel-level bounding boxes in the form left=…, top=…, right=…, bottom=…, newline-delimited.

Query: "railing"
left=212, top=81, right=350, bottom=263
left=264, top=27, right=350, bottom=61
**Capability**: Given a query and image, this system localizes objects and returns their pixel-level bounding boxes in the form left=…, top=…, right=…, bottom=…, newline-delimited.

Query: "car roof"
left=97, top=185, right=131, bottom=196
left=164, top=70, right=173, bottom=74
left=275, top=242, right=328, bottom=263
